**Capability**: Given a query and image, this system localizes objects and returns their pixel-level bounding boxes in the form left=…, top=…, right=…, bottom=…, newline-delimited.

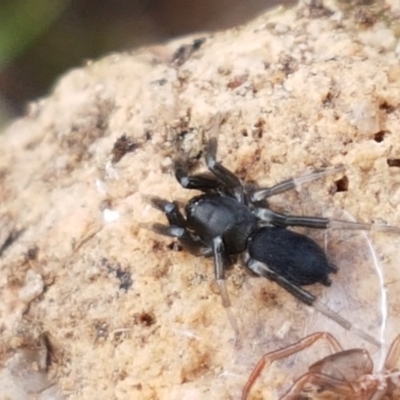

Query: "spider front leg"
left=146, top=196, right=211, bottom=256
left=205, top=137, right=244, bottom=202
left=174, top=138, right=245, bottom=201
left=174, top=159, right=221, bottom=192
left=241, top=332, right=343, bottom=400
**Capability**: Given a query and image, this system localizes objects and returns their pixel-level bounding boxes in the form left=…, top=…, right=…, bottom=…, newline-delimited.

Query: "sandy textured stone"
left=1, top=1, right=400, bottom=399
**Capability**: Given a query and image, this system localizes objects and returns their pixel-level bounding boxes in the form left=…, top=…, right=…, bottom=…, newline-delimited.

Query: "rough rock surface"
left=1, top=1, right=400, bottom=399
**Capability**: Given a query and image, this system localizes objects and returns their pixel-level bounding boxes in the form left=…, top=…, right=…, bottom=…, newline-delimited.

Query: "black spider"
left=148, top=136, right=399, bottom=346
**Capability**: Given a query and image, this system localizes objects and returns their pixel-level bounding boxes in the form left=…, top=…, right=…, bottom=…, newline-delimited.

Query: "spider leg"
left=384, top=334, right=400, bottom=370
left=250, top=166, right=344, bottom=202
left=281, top=372, right=355, bottom=400
left=173, top=138, right=245, bottom=201
left=251, top=165, right=344, bottom=203
left=147, top=196, right=186, bottom=226
left=246, top=258, right=380, bottom=347
left=296, top=348, right=378, bottom=399
left=149, top=223, right=211, bottom=256
left=174, top=159, right=221, bottom=192
left=205, top=137, right=244, bottom=202
left=254, top=207, right=400, bottom=233
left=241, top=332, right=343, bottom=400
left=212, top=236, right=240, bottom=341
left=145, top=196, right=211, bottom=256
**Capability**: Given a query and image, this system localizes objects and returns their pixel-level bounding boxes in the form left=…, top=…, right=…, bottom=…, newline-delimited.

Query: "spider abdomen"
left=248, top=227, right=336, bottom=286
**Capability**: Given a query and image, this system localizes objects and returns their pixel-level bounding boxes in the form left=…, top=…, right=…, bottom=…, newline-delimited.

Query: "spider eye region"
left=248, top=227, right=336, bottom=287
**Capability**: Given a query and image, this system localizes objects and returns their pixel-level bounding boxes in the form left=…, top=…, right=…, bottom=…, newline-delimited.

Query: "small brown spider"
left=242, top=331, right=400, bottom=400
